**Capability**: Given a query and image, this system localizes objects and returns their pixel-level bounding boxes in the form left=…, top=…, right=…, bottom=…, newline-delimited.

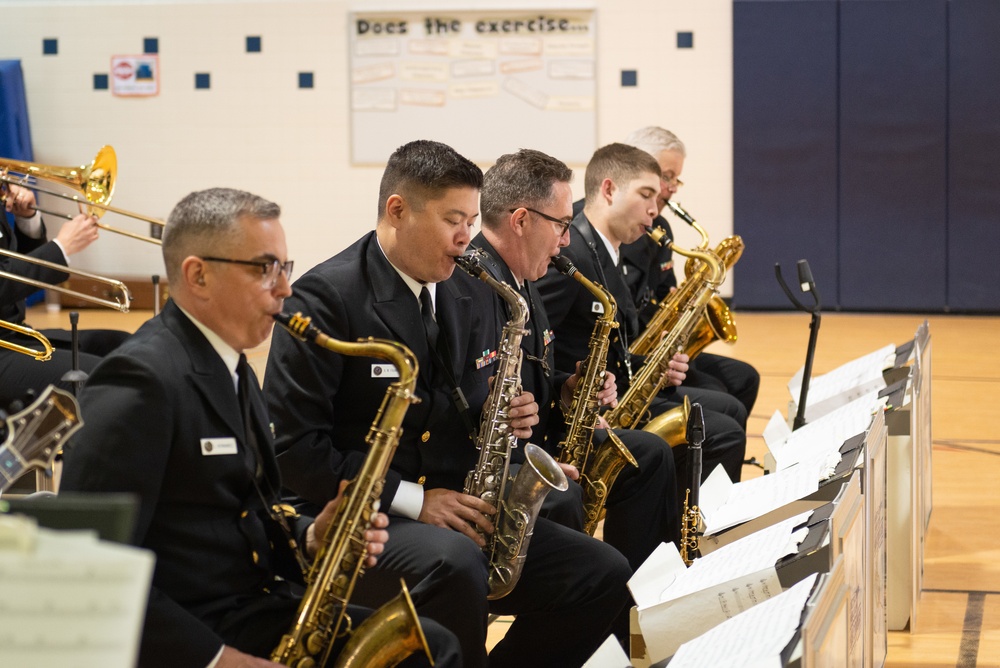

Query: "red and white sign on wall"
left=111, top=55, right=159, bottom=97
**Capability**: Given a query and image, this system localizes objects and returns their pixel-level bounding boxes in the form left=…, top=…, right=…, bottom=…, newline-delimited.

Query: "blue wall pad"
left=733, top=1, right=839, bottom=308
left=93, top=73, right=109, bottom=90
left=42, top=39, right=57, bottom=55
left=195, top=73, right=211, bottom=89
left=298, top=72, right=314, bottom=89
left=947, top=0, right=1000, bottom=311
left=677, top=32, right=693, bottom=49
left=621, top=70, right=637, bottom=87
left=144, top=38, right=158, bottom=54
left=246, top=36, right=262, bottom=53
left=838, top=0, right=947, bottom=310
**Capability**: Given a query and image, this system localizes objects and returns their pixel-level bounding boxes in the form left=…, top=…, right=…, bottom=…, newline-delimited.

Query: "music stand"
left=775, top=260, right=821, bottom=430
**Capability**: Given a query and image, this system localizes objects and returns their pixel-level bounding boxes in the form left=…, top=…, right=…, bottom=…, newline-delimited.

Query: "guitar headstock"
left=0, top=386, right=83, bottom=491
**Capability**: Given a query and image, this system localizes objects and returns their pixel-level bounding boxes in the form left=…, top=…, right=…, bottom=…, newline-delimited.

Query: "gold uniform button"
left=421, top=431, right=431, bottom=442
left=252, top=550, right=259, bottom=564
left=240, top=510, right=249, bottom=519
left=417, top=476, right=426, bottom=485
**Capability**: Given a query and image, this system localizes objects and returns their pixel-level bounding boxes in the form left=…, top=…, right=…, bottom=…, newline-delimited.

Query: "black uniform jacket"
left=265, top=231, right=498, bottom=510
left=0, top=215, right=68, bottom=332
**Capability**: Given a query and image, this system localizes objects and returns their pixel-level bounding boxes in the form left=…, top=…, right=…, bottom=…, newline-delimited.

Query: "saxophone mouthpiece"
left=550, top=255, right=577, bottom=276
left=455, top=251, right=487, bottom=279
left=666, top=200, right=696, bottom=226
left=273, top=311, right=318, bottom=343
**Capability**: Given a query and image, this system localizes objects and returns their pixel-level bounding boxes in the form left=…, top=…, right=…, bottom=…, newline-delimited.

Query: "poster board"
left=348, top=9, right=597, bottom=164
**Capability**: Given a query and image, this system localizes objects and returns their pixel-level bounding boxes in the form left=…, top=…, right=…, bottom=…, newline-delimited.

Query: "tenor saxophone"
left=270, top=312, right=432, bottom=668
left=605, top=242, right=725, bottom=436
left=455, top=251, right=568, bottom=600
left=550, top=255, right=638, bottom=536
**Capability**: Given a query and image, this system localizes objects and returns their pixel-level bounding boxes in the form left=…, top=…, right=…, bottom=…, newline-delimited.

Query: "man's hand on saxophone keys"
left=309, top=480, right=390, bottom=567
left=418, top=489, right=496, bottom=547
left=666, top=352, right=689, bottom=386
left=506, top=389, right=539, bottom=439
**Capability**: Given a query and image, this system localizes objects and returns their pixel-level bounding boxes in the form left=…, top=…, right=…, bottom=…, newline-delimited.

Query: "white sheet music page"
left=788, top=343, right=895, bottom=422
left=0, top=527, right=154, bottom=668
left=667, top=573, right=819, bottom=668
left=767, top=390, right=886, bottom=472
left=582, top=634, right=631, bottom=667
left=701, top=463, right=821, bottom=535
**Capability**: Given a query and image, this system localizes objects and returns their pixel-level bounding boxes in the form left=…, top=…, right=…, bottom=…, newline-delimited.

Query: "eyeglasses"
left=200, top=256, right=294, bottom=288
left=511, top=207, right=572, bottom=236
left=662, top=175, right=684, bottom=190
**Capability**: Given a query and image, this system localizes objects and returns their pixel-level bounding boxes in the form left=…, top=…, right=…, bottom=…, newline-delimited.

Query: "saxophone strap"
left=420, top=287, right=476, bottom=440
left=575, top=219, right=634, bottom=383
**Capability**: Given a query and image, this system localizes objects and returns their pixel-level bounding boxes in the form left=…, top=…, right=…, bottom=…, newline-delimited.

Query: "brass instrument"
left=0, top=147, right=165, bottom=245
left=550, top=255, right=637, bottom=536
left=455, top=252, right=568, bottom=600
left=680, top=402, right=705, bottom=566
left=0, top=319, right=54, bottom=361
left=605, top=241, right=725, bottom=437
left=0, top=248, right=132, bottom=313
left=631, top=201, right=744, bottom=359
left=270, top=312, right=432, bottom=668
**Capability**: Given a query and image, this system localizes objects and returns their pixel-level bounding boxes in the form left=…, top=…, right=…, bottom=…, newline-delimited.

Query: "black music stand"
left=775, top=260, right=821, bottom=430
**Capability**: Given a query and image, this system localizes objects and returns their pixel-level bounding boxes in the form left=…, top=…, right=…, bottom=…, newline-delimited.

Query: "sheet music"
left=582, top=634, right=631, bottom=667
left=789, top=343, right=895, bottom=422
left=767, top=391, right=885, bottom=472
left=0, top=525, right=154, bottom=668
left=701, top=464, right=821, bottom=535
left=667, top=574, right=819, bottom=668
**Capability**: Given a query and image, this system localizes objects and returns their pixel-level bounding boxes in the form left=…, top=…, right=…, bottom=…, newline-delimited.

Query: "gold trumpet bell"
left=642, top=395, right=690, bottom=447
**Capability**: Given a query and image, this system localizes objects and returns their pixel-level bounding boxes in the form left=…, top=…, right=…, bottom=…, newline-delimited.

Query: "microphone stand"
left=59, top=311, right=88, bottom=397
left=774, top=260, right=821, bottom=430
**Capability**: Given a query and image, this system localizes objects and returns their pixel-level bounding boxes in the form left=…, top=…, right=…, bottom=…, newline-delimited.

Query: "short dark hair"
left=583, top=143, right=661, bottom=205
left=377, top=140, right=483, bottom=218
left=480, top=149, right=573, bottom=230
left=162, top=188, right=280, bottom=284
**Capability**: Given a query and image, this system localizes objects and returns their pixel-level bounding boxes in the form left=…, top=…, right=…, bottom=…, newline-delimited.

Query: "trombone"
left=0, top=249, right=132, bottom=313
left=0, top=146, right=165, bottom=245
left=0, top=320, right=54, bottom=361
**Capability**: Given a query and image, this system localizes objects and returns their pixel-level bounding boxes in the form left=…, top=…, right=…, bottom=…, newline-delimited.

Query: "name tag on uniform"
left=371, top=363, right=399, bottom=378
left=201, top=437, right=238, bottom=456
left=591, top=301, right=605, bottom=314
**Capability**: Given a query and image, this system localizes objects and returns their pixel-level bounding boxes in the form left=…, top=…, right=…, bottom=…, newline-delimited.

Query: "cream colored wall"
left=0, top=0, right=733, bottom=293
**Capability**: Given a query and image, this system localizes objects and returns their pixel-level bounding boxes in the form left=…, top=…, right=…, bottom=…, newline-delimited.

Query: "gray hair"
left=162, top=188, right=280, bottom=284
left=481, top=149, right=572, bottom=230
left=624, top=126, right=686, bottom=159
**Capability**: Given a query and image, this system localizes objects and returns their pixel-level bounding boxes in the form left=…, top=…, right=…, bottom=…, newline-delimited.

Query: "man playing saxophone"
left=265, top=140, right=631, bottom=668
left=469, top=148, right=681, bottom=645
left=536, top=143, right=747, bottom=487
left=60, top=188, right=460, bottom=668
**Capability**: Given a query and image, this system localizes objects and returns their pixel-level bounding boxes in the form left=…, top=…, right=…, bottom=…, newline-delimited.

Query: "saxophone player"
left=265, top=140, right=631, bottom=668
left=61, top=188, right=461, bottom=668
left=470, top=148, right=682, bottom=640
left=536, top=143, right=748, bottom=487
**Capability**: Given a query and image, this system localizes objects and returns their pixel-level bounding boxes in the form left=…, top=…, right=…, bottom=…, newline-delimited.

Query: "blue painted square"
left=246, top=36, right=262, bottom=53
left=42, top=38, right=58, bottom=55
left=93, top=73, right=109, bottom=90
left=621, top=70, right=637, bottom=87
left=195, top=73, right=211, bottom=89
left=298, top=72, right=314, bottom=89
left=677, top=32, right=694, bottom=49
left=144, top=37, right=159, bottom=54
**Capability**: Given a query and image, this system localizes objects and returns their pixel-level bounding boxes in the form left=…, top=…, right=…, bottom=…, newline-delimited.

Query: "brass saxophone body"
left=550, top=255, right=638, bottom=536
left=632, top=202, right=744, bottom=359
left=605, top=242, right=725, bottom=435
left=270, top=312, right=431, bottom=668
left=456, top=252, right=568, bottom=600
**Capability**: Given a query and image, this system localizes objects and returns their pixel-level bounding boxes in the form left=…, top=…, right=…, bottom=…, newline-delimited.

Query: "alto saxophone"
left=455, top=252, right=568, bottom=600
left=680, top=402, right=706, bottom=566
left=270, top=312, right=432, bottom=668
left=604, top=240, right=724, bottom=437
left=550, top=255, right=638, bottom=536
left=631, top=201, right=744, bottom=359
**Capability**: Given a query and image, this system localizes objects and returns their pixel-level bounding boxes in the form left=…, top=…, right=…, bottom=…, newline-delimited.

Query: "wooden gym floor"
left=25, top=305, right=1000, bottom=666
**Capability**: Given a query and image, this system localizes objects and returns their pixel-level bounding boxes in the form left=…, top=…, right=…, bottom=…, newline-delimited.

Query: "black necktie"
left=236, top=354, right=263, bottom=482
left=420, top=286, right=440, bottom=353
